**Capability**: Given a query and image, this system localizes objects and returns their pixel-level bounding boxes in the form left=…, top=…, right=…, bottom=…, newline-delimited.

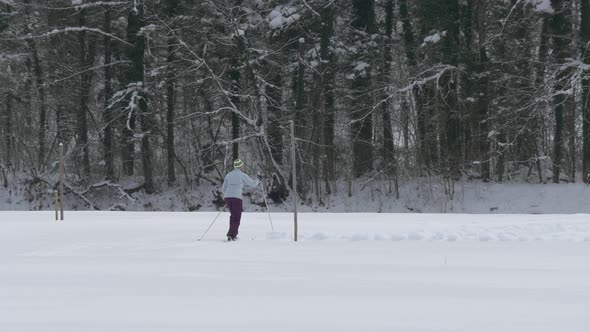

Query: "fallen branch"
left=31, top=176, right=99, bottom=210
left=80, top=181, right=137, bottom=202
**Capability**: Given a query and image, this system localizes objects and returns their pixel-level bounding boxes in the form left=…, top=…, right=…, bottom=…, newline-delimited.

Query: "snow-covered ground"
left=1, top=211, right=589, bottom=331
left=5, top=178, right=590, bottom=214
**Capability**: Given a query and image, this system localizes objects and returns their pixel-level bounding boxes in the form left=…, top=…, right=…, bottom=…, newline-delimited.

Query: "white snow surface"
left=1, top=211, right=589, bottom=331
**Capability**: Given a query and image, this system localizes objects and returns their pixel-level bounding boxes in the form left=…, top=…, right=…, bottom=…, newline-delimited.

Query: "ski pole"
left=197, top=210, right=224, bottom=241
left=258, top=172, right=274, bottom=231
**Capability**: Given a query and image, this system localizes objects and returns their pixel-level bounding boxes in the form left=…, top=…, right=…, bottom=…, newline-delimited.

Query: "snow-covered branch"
left=80, top=181, right=137, bottom=202
left=50, top=61, right=131, bottom=86
left=16, top=27, right=132, bottom=47
left=215, top=133, right=264, bottom=147
left=25, top=1, right=128, bottom=10
left=400, top=65, right=457, bottom=92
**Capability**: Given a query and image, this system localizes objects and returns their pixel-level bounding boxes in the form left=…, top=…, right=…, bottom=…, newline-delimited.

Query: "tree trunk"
left=166, top=1, right=178, bottom=184
left=3, top=93, right=12, bottom=165
left=461, top=0, right=476, bottom=166
left=103, top=5, right=115, bottom=180
left=292, top=38, right=306, bottom=192
left=535, top=18, right=550, bottom=183
left=351, top=0, right=376, bottom=177
left=351, top=80, right=375, bottom=177
left=319, top=4, right=335, bottom=188
left=400, top=0, right=426, bottom=169
left=565, top=88, right=576, bottom=182
left=122, top=117, right=136, bottom=176
left=126, top=0, right=154, bottom=192
left=382, top=0, right=395, bottom=165
left=267, top=72, right=283, bottom=165
left=24, top=0, right=46, bottom=170
left=229, top=65, right=240, bottom=161
left=440, top=0, right=462, bottom=178
left=511, top=1, right=536, bottom=166
left=399, top=0, right=416, bottom=67
left=166, top=41, right=176, bottom=184
left=77, top=8, right=94, bottom=178
left=401, top=96, right=410, bottom=170
left=477, top=0, right=490, bottom=181
left=550, top=0, right=573, bottom=183
left=122, top=6, right=139, bottom=176
left=497, top=132, right=506, bottom=182
left=140, top=108, right=154, bottom=193
left=294, top=38, right=306, bottom=139
left=24, top=57, right=32, bottom=126
left=582, top=0, right=590, bottom=183
left=31, top=39, right=46, bottom=170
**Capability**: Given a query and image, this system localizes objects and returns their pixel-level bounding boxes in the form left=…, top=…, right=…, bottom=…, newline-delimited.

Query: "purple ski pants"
left=224, top=197, right=243, bottom=238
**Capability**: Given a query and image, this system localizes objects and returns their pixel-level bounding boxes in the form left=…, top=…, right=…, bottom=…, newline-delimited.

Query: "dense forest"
left=0, top=0, right=589, bottom=209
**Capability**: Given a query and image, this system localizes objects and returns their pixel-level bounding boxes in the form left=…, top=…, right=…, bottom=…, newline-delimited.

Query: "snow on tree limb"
left=215, top=133, right=265, bottom=147
left=399, top=65, right=457, bottom=92
left=71, top=1, right=129, bottom=9
left=51, top=60, right=131, bottom=86
left=26, top=1, right=128, bottom=10
left=561, top=59, right=590, bottom=72
left=81, top=181, right=137, bottom=202
left=0, top=53, right=28, bottom=62
left=14, top=27, right=132, bottom=47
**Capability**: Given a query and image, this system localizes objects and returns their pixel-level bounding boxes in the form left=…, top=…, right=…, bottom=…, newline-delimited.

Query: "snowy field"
left=1, top=211, right=590, bottom=331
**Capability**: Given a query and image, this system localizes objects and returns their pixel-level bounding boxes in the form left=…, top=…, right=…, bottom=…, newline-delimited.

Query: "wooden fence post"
left=54, top=190, right=59, bottom=221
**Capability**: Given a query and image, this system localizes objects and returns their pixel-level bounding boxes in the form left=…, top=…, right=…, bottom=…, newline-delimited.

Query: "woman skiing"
left=222, top=159, right=261, bottom=241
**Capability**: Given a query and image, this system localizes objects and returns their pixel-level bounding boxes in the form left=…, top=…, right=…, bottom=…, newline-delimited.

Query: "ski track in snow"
left=251, top=213, right=590, bottom=243
left=3, top=212, right=590, bottom=245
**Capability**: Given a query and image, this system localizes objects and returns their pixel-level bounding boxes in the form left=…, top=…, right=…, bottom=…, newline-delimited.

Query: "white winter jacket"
left=222, top=169, right=260, bottom=199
